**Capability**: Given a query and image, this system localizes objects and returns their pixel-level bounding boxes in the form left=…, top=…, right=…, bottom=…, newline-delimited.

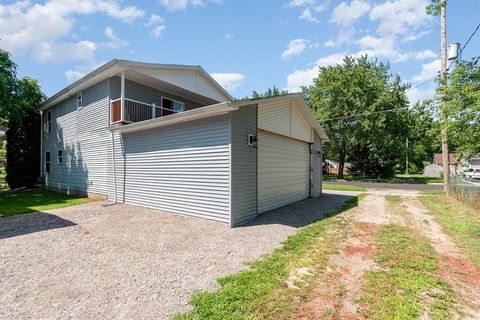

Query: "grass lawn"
left=173, top=194, right=367, bottom=320
left=0, top=189, right=98, bottom=217
left=324, top=173, right=442, bottom=184
left=419, top=193, right=480, bottom=268
left=323, top=183, right=368, bottom=192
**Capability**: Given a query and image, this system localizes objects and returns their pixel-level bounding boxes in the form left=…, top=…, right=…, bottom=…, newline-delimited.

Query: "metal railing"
left=111, top=98, right=181, bottom=124
left=448, top=175, right=480, bottom=209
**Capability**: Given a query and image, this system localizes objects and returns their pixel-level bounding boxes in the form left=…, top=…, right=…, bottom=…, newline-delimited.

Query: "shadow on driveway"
left=0, top=212, right=76, bottom=239
left=246, top=192, right=357, bottom=228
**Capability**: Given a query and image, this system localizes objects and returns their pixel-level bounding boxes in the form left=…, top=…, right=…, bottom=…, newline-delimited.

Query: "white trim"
left=39, top=110, right=43, bottom=181
left=120, top=71, right=125, bottom=122
left=228, top=112, right=233, bottom=227
left=56, top=149, right=63, bottom=165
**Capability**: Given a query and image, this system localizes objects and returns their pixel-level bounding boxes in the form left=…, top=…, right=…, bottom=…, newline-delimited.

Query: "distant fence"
left=448, top=175, right=480, bottom=209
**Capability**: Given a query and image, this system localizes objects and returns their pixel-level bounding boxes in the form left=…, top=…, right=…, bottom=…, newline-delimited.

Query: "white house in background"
left=0, top=126, right=6, bottom=136
left=38, top=59, right=329, bottom=227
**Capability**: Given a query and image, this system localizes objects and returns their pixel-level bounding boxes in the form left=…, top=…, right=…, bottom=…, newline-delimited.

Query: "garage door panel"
left=258, top=132, right=310, bottom=214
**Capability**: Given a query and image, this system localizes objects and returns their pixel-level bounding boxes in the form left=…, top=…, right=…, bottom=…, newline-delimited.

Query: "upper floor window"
left=77, top=91, right=83, bottom=109
left=46, top=110, right=52, bottom=133
left=57, top=149, right=63, bottom=165
left=162, top=97, right=185, bottom=113
left=45, top=151, right=51, bottom=174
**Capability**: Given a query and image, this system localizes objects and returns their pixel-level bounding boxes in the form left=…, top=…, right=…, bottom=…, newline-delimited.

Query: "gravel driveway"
left=0, top=192, right=352, bottom=320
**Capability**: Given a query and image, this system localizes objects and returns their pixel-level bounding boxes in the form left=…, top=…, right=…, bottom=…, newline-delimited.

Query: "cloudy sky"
left=1, top=0, right=479, bottom=104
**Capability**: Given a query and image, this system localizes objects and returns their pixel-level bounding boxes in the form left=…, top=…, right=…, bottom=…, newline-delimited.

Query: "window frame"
left=76, top=91, right=83, bottom=109
left=57, top=149, right=63, bottom=165
left=161, top=96, right=185, bottom=113
left=45, top=151, right=51, bottom=174
left=46, top=110, right=52, bottom=133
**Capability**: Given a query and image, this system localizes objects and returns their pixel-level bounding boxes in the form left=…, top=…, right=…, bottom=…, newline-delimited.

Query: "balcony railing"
left=111, top=98, right=180, bottom=124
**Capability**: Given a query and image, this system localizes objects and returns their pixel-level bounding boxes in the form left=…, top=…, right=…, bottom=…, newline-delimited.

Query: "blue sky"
left=1, top=0, right=479, bottom=104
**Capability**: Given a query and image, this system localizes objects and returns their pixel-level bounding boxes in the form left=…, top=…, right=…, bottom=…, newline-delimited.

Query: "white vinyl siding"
left=258, top=132, right=310, bottom=213
left=42, top=79, right=111, bottom=195
left=113, top=114, right=231, bottom=223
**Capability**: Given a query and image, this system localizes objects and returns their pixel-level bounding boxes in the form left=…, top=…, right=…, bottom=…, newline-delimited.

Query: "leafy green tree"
left=303, top=55, right=410, bottom=178
left=251, top=86, right=288, bottom=98
left=426, top=0, right=446, bottom=16
left=442, top=58, right=480, bottom=158
left=0, top=50, right=45, bottom=188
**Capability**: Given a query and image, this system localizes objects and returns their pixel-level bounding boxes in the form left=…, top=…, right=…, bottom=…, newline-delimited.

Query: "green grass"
left=323, top=183, right=368, bottom=192
left=0, top=189, right=97, bottom=217
left=363, top=223, right=457, bottom=320
left=173, top=195, right=366, bottom=320
left=324, top=173, right=442, bottom=184
left=419, top=194, right=480, bottom=268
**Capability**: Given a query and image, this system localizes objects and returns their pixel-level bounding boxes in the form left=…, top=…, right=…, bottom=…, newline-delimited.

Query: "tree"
left=0, top=50, right=45, bottom=188
left=251, top=86, right=288, bottom=98
left=303, top=55, right=410, bottom=178
left=442, top=57, right=480, bottom=159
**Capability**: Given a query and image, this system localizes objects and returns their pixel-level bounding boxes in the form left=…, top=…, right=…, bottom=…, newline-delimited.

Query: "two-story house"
left=39, top=59, right=328, bottom=227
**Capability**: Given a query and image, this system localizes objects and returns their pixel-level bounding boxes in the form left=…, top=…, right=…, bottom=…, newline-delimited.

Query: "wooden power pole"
left=440, top=0, right=449, bottom=192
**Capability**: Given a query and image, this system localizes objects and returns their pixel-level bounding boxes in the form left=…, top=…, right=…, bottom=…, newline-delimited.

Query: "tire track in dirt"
left=402, top=196, right=480, bottom=319
left=294, top=194, right=397, bottom=319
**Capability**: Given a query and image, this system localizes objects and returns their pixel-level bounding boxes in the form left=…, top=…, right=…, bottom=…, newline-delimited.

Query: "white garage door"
left=258, top=132, right=310, bottom=213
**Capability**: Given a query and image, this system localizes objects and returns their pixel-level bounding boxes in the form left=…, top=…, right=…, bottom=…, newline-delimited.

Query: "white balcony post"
left=120, top=71, right=125, bottom=122
left=152, top=103, right=156, bottom=119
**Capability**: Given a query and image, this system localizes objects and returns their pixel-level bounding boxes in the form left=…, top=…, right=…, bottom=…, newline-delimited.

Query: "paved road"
left=325, top=180, right=443, bottom=190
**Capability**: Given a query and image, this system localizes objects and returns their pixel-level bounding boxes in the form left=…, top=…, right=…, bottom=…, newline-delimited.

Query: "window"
left=77, top=91, right=83, bottom=109
left=45, top=151, right=51, bottom=174
left=57, top=149, right=63, bottom=165
left=162, top=97, right=185, bottom=114
left=46, top=110, right=52, bottom=133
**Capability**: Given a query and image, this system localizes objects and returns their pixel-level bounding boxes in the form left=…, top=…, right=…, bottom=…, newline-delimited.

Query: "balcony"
left=111, top=98, right=180, bottom=124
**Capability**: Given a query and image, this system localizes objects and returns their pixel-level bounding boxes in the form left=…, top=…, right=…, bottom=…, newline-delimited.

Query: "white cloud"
left=282, top=39, right=309, bottom=59
left=210, top=72, right=245, bottom=92
left=369, top=0, right=431, bottom=36
left=324, top=27, right=354, bottom=47
left=285, top=53, right=347, bottom=91
left=158, top=0, right=222, bottom=11
left=0, top=0, right=143, bottom=63
left=225, top=33, right=235, bottom=40
left=33, top=40, right=97, bottom=63
left=412, top=59, right=440, bottom=82
left=402, top=30, right=431, bottom=43
left=104, top=26, right=129, bottom=49
left=290, top=0, right=316, bottom=6
left=65, top=70, right=86, bottom=82
left=331, top=0, right=371, bottom=27
left=406, top=86, right=436, bottom=104
left=146, top=14, right=166, bottom=38
left=299, top=8, right=318, bottom=23
left=415, top=49, right=437, bottom=60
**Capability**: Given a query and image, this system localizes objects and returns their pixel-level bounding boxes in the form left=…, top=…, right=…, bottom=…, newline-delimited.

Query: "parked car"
left=464, top=168, right=480, bottom=179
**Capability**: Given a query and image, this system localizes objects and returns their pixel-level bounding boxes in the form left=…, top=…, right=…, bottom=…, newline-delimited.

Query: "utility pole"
left=440, top=0, right=449, bottom=192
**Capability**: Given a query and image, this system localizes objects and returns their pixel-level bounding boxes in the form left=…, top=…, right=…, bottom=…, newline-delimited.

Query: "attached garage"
left=110, top=94, right=328, bottom=227
left=258, top=132, right=310, bottom=213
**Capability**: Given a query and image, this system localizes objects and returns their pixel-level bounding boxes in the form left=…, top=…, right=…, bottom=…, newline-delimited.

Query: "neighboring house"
left=458, top=154, right=480, bottom=171
left=0, top=126, right=6, bottom=136
left=324, top=159, right=351, bottom=175
left=38, top=59, right=329, bottom=227
left=432, top=153, right=459, bottom=175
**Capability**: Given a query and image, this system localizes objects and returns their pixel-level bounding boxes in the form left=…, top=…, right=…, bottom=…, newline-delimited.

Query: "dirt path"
left=402, top=196, right=480, bottom=319
left=295, top=192, right=480, bottom=319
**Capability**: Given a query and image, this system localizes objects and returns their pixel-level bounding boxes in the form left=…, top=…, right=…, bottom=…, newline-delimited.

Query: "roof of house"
left=38, top=59, right=234, bottom=111
left=433, top=153, right=458, bottom=165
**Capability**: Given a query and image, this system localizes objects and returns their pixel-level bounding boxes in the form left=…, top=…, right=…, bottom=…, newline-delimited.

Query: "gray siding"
left=111, top=115, right=231, bottom=223
left=311, top=131, right=323, bottom=197
left=110, top=77, right=204, bottom=111
left=42, top=79, right=111, bottom=195
left=230, top=105, right=257, bottom=226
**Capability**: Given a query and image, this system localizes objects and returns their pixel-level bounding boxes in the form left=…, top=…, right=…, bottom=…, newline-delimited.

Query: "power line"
left=447, top=22, right=480, bottom=72
left=318, top=101, right=441, bottom=123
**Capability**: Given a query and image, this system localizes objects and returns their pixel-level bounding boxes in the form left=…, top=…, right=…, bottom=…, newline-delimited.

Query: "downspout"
left=39, top=110, right=44, bottom=188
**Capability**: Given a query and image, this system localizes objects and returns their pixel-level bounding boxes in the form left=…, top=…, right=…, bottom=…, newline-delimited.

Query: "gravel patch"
left=0, top=192, right=352, bottom=320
